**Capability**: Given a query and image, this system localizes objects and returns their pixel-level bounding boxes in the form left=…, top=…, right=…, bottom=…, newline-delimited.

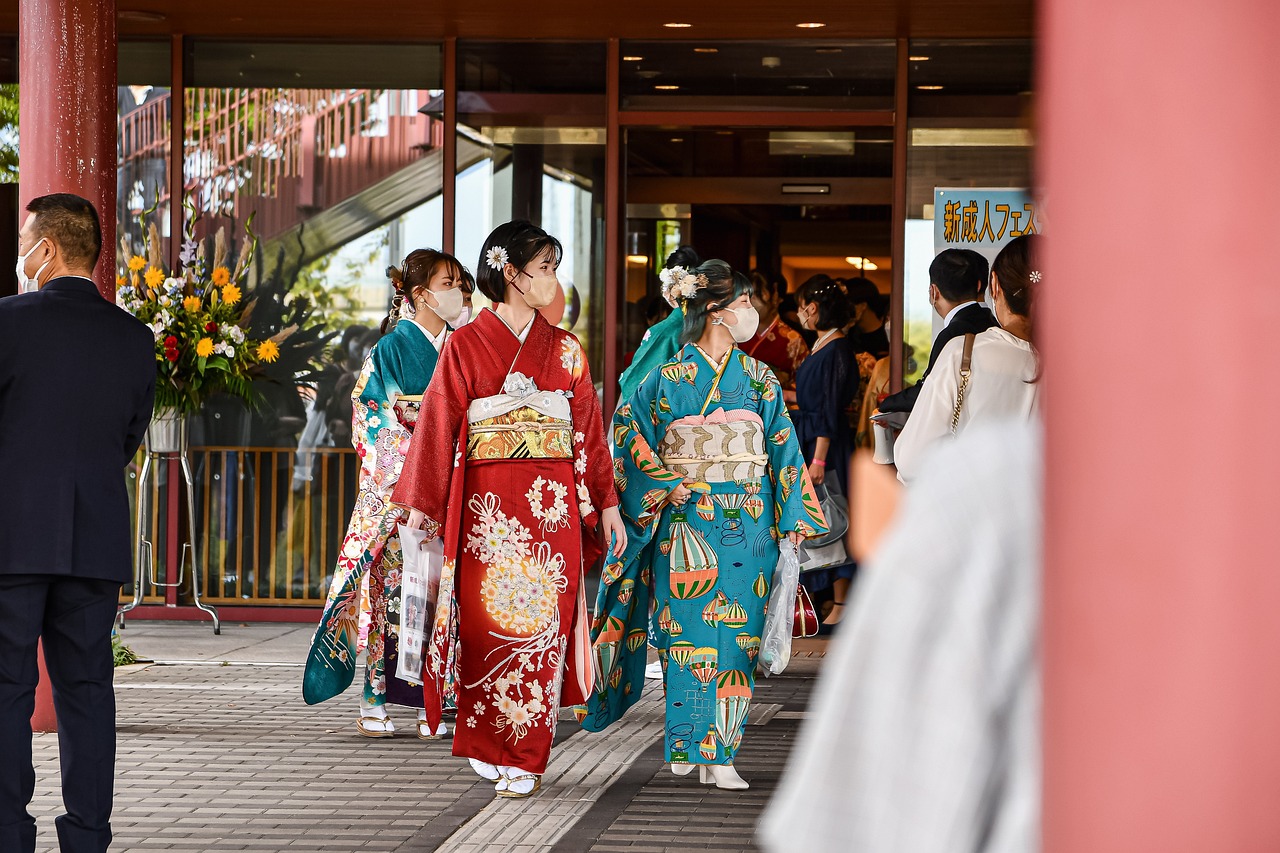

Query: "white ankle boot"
left=699, top=764, right=749, bottom=790
left=671, top=762, right=696, bottom=776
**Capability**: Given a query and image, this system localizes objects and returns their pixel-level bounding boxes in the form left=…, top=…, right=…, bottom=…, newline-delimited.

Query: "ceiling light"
left=916, top=85, right=944, bottom=91
left=627, top=255, right=649, bottom=264
left=671, top=137, right=685, bottom=142
left=845, top=257, right=878, bottom=270
left=815, top=47, right=843, bottom=54
left=664, top=22, right=693, bottom=28
left=909, top=55, right=930, bottom=61
left=787, top=84, right=810, bottom=91
left=623, top=55, right=644, bottom=61
left=762, top=56, right=782, bottom=68
left=796, top=22, right=826, bottom=28
left=655, top=85, right=680, bottom=91
left=694, top=47, right=719, bottom=54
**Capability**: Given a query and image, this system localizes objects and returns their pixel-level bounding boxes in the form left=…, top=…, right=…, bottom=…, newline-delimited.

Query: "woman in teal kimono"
left=581, top=260, right=828, bottom=789
left=616, top=246, right=701, bottom=403
left=303, top=249, right=470, bottom=738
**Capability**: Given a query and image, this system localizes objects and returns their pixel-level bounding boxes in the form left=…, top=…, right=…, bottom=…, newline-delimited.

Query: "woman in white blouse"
left=894, top=235, right=1040, bottom=484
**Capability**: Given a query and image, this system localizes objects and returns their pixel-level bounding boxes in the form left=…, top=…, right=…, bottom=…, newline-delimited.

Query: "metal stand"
left=117, top=413, right=220, bottom=634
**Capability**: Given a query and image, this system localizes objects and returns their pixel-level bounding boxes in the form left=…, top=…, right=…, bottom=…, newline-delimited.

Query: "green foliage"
left=0, top=83, right=18, bottom=183
left=112, top=632, right=138, bottom=667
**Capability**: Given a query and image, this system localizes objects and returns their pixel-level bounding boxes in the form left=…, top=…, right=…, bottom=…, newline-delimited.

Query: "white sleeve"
left=893, top=336, right=963, bottom=484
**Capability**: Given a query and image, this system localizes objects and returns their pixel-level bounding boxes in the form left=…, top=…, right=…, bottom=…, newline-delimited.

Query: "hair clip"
left=485, top=246, right=509, bottom=271
left=1029, top=270, right=1042, bottom=283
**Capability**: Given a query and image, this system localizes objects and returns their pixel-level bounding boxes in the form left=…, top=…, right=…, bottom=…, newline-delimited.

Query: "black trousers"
left=0, top=575, right=121, bottom=853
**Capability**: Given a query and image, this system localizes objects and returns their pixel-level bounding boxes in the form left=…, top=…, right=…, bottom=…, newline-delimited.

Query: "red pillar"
left=19, top=0, right=118, bottom=733
left=18, top=0, right=118, bottom=299
left=1041, top=1, right=1280, bottom=850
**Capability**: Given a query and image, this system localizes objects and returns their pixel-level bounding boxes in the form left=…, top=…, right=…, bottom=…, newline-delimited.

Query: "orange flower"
left=195, top=337, right=214, bottom=358
left=182, top=296, right=202, bottom=313
left=115, top=274, right=126, bottom=288
left=256, top=340, right=280, bottom=363
left=144, top=266, right=165, bottom=289
left=211, top=266, right=231, bottom=287
left=127, top=255, right=146, bottom=272
left=221, top=283, right=242, bottom=306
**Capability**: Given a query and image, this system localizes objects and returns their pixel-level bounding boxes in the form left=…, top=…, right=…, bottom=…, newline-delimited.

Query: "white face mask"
left=16, top=238, right=51, bottom=293
left=719, top=305, right=760, bottom=343
left=454, top=305, right=473, bottom=326
left=425, top=286, right=467, bottom=325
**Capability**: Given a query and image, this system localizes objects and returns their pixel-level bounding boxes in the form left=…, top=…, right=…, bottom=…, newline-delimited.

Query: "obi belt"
left=466, top=385, right=574, bottom=462
left=657, top=411, right=768, bottom=483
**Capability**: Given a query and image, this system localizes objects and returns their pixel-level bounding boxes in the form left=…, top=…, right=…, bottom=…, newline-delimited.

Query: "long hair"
left=679, top=260, right=753, bottom=345
left=992, top=234, right=1039, bottom=321
left=382, top=248, right=465, bottom=334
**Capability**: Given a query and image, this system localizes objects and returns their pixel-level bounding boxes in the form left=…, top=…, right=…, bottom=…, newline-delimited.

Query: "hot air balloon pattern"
left=594, top=616, right=626, bottom=686
left=715, top=669, right=753, bottom=750
left=617, top=578, right=635, bottom=606
left=580, top=341, right=829, bottom=773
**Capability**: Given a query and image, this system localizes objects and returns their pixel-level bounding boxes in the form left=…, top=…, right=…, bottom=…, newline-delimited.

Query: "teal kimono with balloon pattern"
left=580, top=343, right=827, bottom=765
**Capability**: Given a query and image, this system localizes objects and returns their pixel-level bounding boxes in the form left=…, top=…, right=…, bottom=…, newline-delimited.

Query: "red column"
left=19, top=0, right=118, bottom=733
left=1041, top=1, right=1280, bottom=850
left=18, top=0, right=118, bottom=299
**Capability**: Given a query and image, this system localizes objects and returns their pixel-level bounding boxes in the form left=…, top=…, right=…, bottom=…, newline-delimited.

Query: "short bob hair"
left=474, top=220, right=563, bottom=304
left=796, top=275, right=851, bottom=332
left=930, top=248, right=989, bottom=302
left=680, top=260, right=753, bottom=345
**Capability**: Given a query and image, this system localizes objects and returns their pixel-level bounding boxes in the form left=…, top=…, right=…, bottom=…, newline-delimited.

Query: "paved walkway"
left=29, top=622, right=826, bottom=853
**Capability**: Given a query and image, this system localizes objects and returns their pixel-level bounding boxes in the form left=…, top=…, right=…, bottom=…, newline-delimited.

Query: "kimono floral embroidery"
left=526, top=477, right=571, bottom=533
left=490, top=660, right=551, bottom=741
left=560, top=337, right=584, bottom=375
left=466, top=492, right=533, bottom=565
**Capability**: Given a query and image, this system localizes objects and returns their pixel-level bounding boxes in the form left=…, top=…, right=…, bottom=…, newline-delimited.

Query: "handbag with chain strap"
left=949, top=334, right=977, bottom=436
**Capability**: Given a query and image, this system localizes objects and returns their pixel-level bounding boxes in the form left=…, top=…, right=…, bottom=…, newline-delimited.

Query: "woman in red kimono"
left=393, top=220, right=626, bottom=798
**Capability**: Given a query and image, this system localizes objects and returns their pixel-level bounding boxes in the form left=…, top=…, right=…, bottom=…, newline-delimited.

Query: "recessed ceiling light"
left=623, top=55, right=644, bottom=61
left=787, top=84, right=810, bottom=90
left=909, top=55, right=930, bottom=61
left=626, top=254, right=649, bottom=264
left=671, top=137, right=685, bottom=142
left=917, top=85, right=944, bottom=91
left=655, top=85, right=680, bottom=90
left=664, top=22, right=693, bottom=28
left=796, top=22, right=826, bottom=28
left=693, top=47, right=719, bottom=54
left=815, top=47, right=843, bottom=54
left=118, top=9, right=166, bottom=22
left=845, top=257, right=879, bottom=270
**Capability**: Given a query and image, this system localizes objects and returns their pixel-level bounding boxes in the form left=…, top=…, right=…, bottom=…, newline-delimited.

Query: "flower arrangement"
left=116, top=209, right=293, bottom=415
left=658, top=265, right=704, bottom=308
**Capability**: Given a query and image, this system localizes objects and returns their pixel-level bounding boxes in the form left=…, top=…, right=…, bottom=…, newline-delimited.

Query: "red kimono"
left=392, top=308, right=617, bottom=774
left=742, top=316, right=809, bottom=388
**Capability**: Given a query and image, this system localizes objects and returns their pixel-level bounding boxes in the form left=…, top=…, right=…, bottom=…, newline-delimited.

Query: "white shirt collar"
left=405, top=318, right=448, bottom=351
left=943, top=300, right=980, bottom=329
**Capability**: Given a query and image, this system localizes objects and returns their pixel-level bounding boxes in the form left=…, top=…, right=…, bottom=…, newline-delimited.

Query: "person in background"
left=0, top=193, right=155, bottom=853
left=303, top=249, right=471, bottom=738
left=879, top=249, right=998, bottom=415
left=893, top=235, right=1041, bottom=484
left=792, top=276, right=859, bottom=627
left=742, top=269, right=808, bottom=390
left=843, top=277, right=891, bottom=361
left=617, top=246, right=702, bottom=404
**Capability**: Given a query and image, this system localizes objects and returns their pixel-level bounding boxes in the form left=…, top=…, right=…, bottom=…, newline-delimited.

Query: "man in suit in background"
left=879, top=249, right=999, bottom=414
left=0, top=193, right=155, bottom=853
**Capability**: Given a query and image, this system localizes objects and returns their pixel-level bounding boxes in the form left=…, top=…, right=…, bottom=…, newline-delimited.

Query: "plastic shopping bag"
left=396, top=524, right=444, bottom=685
left=760, top=543, right=801, bottom=676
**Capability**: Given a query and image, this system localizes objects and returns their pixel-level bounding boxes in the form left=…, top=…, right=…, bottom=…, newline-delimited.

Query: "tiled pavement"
left=28, top=623, right=824, bottom=852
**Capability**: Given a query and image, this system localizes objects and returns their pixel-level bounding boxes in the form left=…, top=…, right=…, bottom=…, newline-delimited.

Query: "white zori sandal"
left=495, top=766, right=541, bottom=798
left=416, top=711, right=449, bottom=740
left=468, top=758, right=501, bottom=782
left=356, top=716, right=395, bottom=738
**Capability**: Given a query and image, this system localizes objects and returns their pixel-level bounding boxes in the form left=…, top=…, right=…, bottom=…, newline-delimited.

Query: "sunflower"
left=195, top=337, right=214, bottom=358
left=127, top=255, right=146, bottom=272
left=144, top=266, right=165, bottom=289
left=256, top=339, right=280, bottom=363
left=182, top=296, right=201, bottom=313
left=211, top=266, right=231, bottom=287
left=221, top=283, right=242, bottom=306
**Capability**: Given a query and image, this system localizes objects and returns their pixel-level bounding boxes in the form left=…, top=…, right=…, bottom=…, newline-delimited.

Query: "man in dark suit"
left=879, top=249, right=999, bottom=414
left=0, top=193, right=155, bottom=853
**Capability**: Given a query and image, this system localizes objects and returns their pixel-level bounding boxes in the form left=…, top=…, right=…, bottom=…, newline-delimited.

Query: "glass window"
left=172, top=41, right=443, bottom=605
left=455, top=41, right=608, bottom=382
left=902, top=40, right=1035, bottom=386
left=118, top=40, right=173, bottom=267
left=620, top=40, right=896, bottom=111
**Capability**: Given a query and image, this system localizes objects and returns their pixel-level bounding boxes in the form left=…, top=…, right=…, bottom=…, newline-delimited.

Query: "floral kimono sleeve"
left=391, top=339, right=468, bottom=529
left=561, top=334, right=618, bottom=529
left=612, top=368, right=685, bottom=537
left=759, top=366, right=829, bottom=538
left=352, top=342, right=412, bottom=496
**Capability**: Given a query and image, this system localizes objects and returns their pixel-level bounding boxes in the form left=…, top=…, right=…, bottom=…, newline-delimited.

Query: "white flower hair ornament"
left=1029, top=270, right=1042, bottom=283
left=658, top=265, right=706, bottom=307
left=486, top=246, right=510, bottom=271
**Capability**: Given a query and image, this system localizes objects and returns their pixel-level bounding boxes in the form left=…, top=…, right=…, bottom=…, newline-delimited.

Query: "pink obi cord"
left=667, top=407, right=764, bottom=429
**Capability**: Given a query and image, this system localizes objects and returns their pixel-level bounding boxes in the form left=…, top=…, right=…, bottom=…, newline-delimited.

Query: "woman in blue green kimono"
left=616, top=246, right=701, bottom=403
left=302, top=249, right=470, bottom=738
left=581, top=260, right=828, bottom=789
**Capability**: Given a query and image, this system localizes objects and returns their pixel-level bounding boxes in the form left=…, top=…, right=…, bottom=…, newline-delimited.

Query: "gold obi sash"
left=393, top=394, right=422, bottom=431
left=658, top=420, right=768, bottom=483
left=465, top=377, right=574, bottom=461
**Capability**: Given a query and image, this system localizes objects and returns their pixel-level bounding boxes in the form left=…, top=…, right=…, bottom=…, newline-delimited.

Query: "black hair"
left=992, top=234, right=1039, bottom=320
left=26, top=193, right=102, bottom=270
left=680, top=260, right=753, bottom=345
left=664, top=245, right=702, bottom=271
left=475, top=220, right=564, bottom=304
left=645, top=295, right=672, bottom=324
left=458, top=266, right=476, bottom=294
left=930, top=248, right=989, bottom=302
left=796, top=276, right=851, bottom=331
left=750, top=269, right=788, bottom=301
left=843, top=276, right=880, bottom=309
left=382, top=248, right=465, bottom=334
